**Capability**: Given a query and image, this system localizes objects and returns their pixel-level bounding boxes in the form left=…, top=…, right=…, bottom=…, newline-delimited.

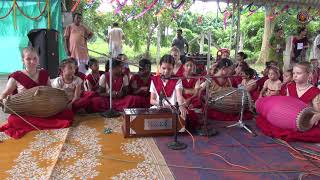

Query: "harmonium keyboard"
left=122, top=108, right=185, bottom=138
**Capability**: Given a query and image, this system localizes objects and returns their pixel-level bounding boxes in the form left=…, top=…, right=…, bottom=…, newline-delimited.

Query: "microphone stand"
left=160, top=91, right=187, bottom=150
left=197, top=32, right=218, bottom=137
left=101, top=58, right=121, bottom=118
left=225, top=87, right=256, bottom=136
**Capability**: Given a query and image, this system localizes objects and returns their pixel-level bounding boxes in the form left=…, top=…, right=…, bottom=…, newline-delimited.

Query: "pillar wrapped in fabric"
left=28, top=29, right=59, bottom=78
left=256, top=96, right=315, bottom=132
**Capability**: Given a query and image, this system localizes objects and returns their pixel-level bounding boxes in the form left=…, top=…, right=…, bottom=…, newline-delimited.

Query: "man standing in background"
left=64, top=13, right=93, bottom=73
left=172, top=29, right=189, bottom=64
left=312, top=30, right=320, bottom=60
left=108, top=22, right=125, bottom=58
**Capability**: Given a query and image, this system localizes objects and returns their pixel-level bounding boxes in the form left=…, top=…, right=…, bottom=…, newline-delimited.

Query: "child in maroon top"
left=280, top=69, right=293, bottom=95
left=85, top=58, right=104, bottom=92
left=129, top=58, right=152, bottom=107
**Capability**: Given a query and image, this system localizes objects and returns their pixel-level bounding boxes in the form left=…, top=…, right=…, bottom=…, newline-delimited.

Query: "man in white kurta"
left=312, top=32, right=320, bottom=60
left=107, top=22, right=124, bottom=58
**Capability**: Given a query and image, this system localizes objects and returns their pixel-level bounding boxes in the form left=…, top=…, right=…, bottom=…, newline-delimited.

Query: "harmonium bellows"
left=122, top=108, right=185, bottom=138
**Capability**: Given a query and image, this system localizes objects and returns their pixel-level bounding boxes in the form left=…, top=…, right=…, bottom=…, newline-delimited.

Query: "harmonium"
left=122, top=108, right=185, bottom=138
left=187, top=54, right=213, bottom=75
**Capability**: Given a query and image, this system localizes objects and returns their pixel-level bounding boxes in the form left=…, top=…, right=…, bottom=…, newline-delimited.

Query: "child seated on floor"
left=232, top=61, right=249, bottom=87
left=149, top=54, right=187, bottom=118
left=129, top=58, right=152, bottom=107
left=310, top=58, right=320, bottom=87
left=117, top=54, right=131, bottom=78
left=85, top=58, right=104, bottom=92
left=181, top=58, right=202, bottom=130
left=240, top=68, right=259, bottom=101
left=259, top=66, right=281, bottom=97
left=280, top=69, right=293, bottom=95
left=52, top=58, right=96, bottom=113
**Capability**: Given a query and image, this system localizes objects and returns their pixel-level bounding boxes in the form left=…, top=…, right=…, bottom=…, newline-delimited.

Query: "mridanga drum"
left=208, top=87, right=253, bottom=114
left=2, top=86, right=68, bottom=117
left=256, top=96, right=316, bottom=132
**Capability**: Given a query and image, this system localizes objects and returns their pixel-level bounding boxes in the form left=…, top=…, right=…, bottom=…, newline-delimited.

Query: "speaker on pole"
left=28, top=29, right=60, bottom=78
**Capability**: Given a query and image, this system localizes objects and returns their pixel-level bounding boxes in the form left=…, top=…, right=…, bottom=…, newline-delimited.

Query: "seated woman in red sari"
left=85, top=58, right=104, bottom=92
left=200, top=58, right=253, bottom=121
left=91, top=59, right=145, bottom=112
left=52, top=58, right=97, bottom=113
left=256, top=61, right=320, bottom=142
left=0, top=47, right=73, bottom=139
left=171, top=46, right=184, bottom=77
left=181, top=58, right=202, bottom=130
left=129, top=58, right=152, bottom=108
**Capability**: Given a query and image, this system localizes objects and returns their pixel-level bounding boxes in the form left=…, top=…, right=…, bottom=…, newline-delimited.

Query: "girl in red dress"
left=256, top=61, right=320, bottom=142
left=150, top=55, right=187, bottom=118
left=181, top=58, right=201, bottom=130
left=129, top=58, right=152, bottom=107
left=280, top=69, right=293, bottom=95
left=85, top=58, right=104, bottom=92
left=0, top=47, right=73, bottom=139
left=240, top=68, right=259, bottom=101
left=117, top=54, right=131, bottom=78
left=171, top=46, right=184, bottom=77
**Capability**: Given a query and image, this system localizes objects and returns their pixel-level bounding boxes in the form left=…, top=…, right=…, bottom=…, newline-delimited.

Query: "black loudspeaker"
left=28, top=29, right=59, bottom=78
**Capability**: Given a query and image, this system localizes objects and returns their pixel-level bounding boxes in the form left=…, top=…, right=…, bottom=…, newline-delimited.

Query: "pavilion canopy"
left=197, top=0, right=320, bottom=8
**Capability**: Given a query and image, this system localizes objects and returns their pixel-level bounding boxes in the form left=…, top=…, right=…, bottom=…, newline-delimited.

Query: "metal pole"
left=235, top=0, right=241, bottom=59
left=109, top=58, right=113, bottom=110
left=229, top=1, right=236, bottom=50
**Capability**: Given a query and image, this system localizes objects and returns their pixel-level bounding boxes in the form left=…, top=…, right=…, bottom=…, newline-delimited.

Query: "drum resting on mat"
left=256, top=96, right=316, bottom=132
left=2, top=86, right=69, bottom=117
left=208, top=87, right=253, bottom=114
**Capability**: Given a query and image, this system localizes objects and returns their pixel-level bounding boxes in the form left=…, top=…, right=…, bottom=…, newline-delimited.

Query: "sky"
left=97, top=0, right=227, bottom=14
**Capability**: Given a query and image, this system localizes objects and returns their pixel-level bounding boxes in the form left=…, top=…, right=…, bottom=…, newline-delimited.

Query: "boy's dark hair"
left=86, top=58, right=98, bottom=70
left=244, top=68, right=255, bottom=79
left=237, top=52, right=247, bottom=60
left=216, top=58, right=233, bottom=70
left=59, top=58, right=77, bottom=75
left=113, top=22, right=119, bottom=27
left=105, top=59, right=123, bottom=72
left=298, top=27, right=306, bottom=34
left=177, top=29, right=182, bottom=33
left=72, top=13, right=82, bottom=21
left=285, top=68, right=293, bottom=76
left=275, top=27, right=283, bottom=32
left=266, top=60, right=278, bottom=67
left=139, top=58, right=151, bottom=71
left=160, top=54, right=175, bottom=66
